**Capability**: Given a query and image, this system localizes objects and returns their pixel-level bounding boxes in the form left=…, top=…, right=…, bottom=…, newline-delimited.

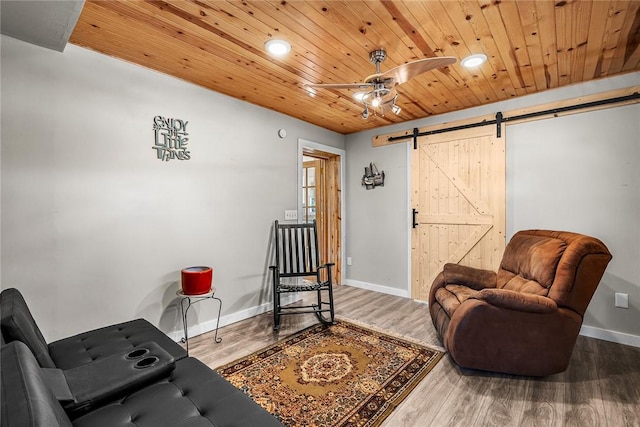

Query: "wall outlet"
left=346, top=257, right=352, bottom=266
left=615, top=293, right=629, bottom=309
left=284, top=210, right=298, bottom=220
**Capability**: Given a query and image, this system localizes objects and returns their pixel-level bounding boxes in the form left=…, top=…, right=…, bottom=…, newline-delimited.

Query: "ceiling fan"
left=305, top=49, right=456, bottom=119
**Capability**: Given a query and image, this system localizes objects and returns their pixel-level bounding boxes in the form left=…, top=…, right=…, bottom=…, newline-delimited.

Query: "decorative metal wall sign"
left=362, top=162, right=385, bottom=189
left=152, top=116, right=191, bottom=161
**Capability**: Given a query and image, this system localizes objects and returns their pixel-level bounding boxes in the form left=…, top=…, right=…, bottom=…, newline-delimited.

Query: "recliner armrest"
left=470, top=288, right=558, bottom=313
left=443, top=263, right=497, bottom=291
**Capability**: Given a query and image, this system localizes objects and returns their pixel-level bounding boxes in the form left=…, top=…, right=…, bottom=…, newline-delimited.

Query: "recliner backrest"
left=497, top=230, right=612, bottom=314
left=1, top=341, right=72, bottom=427
left=0, top=288, right=56, bottom=368
left=497, top=232, right=567, bottom=296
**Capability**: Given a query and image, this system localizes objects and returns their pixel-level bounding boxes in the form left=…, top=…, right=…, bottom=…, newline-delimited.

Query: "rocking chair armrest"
left=318, top=263, right=335, bottom=270
left=317, top=263, right=335, bottom=285
left=318, top=263, right=335, bottom=276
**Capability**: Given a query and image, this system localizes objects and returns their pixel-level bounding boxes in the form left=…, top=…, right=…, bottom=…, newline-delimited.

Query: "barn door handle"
left=412, top=208, right=419, bottom=228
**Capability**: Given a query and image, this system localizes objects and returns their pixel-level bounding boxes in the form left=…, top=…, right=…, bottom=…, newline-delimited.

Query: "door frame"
left=405, top=143, right=413, bottom=296
left=298, top=139, right=346, bottom=284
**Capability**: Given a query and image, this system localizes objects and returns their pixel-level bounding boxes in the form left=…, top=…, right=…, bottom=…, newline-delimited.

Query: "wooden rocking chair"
left=270, top=220, right=335, bottom=331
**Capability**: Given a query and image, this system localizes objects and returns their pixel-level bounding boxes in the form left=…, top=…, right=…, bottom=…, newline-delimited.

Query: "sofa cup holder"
left=125, top=348, right=149, bottom=360
left=134, top=356, right=160, bottom=369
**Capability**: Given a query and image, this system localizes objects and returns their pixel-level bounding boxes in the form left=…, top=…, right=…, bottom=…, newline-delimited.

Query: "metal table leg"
left=178, top=291, right=223, bottom=355
left=211, top=295, right=223, bottom=344
left=179, top=296, right=193, bottom=354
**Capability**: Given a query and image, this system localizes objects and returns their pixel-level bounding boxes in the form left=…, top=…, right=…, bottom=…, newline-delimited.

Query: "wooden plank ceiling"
left=70, top=1, right=640, bottom=135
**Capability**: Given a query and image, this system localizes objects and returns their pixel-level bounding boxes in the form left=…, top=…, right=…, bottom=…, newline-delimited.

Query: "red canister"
left=181, top=266, right=213, bottom=295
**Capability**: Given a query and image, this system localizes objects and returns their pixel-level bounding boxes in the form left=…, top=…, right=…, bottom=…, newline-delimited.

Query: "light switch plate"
left=615, top=293, right=629, bottom=309
left=284, top=210, right=298, bottom=220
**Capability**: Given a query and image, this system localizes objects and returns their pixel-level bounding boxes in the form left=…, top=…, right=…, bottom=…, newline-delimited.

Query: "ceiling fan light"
left=353, top=91, right=366, bottom=102
left=264, top=39, right=291, bottom=56
left=371, top=97, right=382, bottom=108
left=461, top=53, right=487, bottom=68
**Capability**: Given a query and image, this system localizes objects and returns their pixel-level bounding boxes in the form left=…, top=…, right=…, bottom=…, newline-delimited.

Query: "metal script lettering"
left=153, top=116, right=191, bottom=161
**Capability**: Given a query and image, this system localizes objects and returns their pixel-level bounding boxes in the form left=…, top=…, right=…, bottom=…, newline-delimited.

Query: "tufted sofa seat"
left=0, top=287, right=187, bottom=369
left=2, top=340, right=284, bottom=427
left=429, top=230, right=612, bottom=376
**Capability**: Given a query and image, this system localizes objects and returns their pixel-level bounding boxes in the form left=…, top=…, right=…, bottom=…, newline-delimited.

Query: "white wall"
left=343, top=140, right=411, bottom=297
left=344, top=72, right=640, bottom=343
left=1, top=35, right=345, bottom=341
left=507, top=105, right=640, bottom=342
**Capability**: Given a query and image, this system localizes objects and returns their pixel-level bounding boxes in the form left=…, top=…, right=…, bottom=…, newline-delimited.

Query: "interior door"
left=303, top=159, right=326, bottom=256
left=302, top=152, right=342, bottom=284
left=411, top=125, right=506, bottom=301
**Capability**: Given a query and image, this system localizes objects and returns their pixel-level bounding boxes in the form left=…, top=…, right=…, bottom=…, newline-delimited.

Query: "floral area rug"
left=216, top=320, right=444, bottom=427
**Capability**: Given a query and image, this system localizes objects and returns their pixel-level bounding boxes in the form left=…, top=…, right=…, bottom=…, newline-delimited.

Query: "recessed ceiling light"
left=461, top=53, right=487, bottom=68
left=265, top=39, right=291, bottom=56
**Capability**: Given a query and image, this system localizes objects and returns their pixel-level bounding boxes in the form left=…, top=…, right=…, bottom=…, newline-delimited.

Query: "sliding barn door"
left=411, top=125, right=506, bottom=301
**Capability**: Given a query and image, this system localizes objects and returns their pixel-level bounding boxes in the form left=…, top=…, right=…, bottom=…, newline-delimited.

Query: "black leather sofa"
left=2, top=340, right=284, bottom=426
left=0, top=287, right=187, bottom=369
left=1, top=288, right=284, bottom=427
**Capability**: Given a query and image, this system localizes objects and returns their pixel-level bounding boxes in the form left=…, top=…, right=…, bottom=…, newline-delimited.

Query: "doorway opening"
left=298, top=140, right=345, bottom=285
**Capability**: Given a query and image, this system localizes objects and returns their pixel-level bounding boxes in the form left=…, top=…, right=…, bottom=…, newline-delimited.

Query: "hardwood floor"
left=186, top=285, right=640, bottom=427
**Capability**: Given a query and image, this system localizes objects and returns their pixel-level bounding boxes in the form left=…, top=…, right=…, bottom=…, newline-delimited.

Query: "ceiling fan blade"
left=380, top=56, right=457, bottom=85
left=305, top=82, right=373, bottom=90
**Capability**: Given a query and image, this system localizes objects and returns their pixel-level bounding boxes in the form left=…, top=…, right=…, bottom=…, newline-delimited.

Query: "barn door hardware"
left=412, top=208, right=419, bottom=228
left=388, top=92, right=640, bottom=143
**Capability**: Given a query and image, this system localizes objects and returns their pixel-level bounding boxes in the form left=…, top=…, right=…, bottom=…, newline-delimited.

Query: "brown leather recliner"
left=429, top=230, right=612, bottom=376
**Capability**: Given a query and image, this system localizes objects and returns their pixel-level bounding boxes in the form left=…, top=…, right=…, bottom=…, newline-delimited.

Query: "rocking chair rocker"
left=270, top=220, right=335, bottom=331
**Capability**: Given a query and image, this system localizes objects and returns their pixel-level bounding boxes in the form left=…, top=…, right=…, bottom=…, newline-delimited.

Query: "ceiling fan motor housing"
left=369, top=49, right=387, bottom=65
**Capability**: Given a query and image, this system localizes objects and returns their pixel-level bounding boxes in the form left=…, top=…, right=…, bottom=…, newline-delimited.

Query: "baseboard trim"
left=167, top=294, right=299, bottom=342
left=342, top=279, right=409, bottom=298
left=580, top=325, right=640, bottom=348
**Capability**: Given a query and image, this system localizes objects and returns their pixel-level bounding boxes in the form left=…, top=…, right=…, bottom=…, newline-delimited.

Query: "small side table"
left=177, top=288, right=222, bottom=354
